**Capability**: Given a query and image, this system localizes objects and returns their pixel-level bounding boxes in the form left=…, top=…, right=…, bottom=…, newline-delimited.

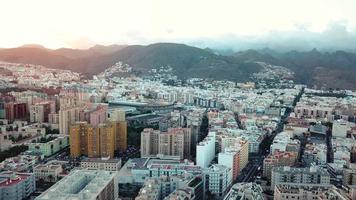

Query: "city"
left=1, top=0, right=356, bottom=200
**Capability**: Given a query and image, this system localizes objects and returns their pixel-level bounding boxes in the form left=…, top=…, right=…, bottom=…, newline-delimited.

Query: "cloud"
left=184, top=22, right=356, bottom=52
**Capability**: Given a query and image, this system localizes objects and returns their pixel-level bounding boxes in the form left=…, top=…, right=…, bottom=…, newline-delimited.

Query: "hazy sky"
left=1, top=0, right=356, bottom=49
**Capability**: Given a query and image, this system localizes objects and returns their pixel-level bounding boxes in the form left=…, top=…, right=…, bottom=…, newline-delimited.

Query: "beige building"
left=263, top=151, right=297, bottom=180
left=141, top=128, right=160, bottom=157
left=141, top=128, right=191, bottom=159
left=59, top=106, right=81, bottom=135
left=34, top=164, right=63, bottom=182
left=30, top=101, right=54, bottom=123
left=80, top=157, right=122, bottom=171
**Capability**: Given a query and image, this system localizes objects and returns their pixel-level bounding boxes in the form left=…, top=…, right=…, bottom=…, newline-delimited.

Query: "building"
left=271, top=166, right=331, bottom=190
left=135, top=178, right=160, bottom=200
left=114, top=121, right=127, bottom=152
left=218, top=141, right=249, bottom=181
left=4, top=102, right=27, bottom=123
left=223, top=183, right=264, bottom=200
left=274, top=184, right=348, bottom=200
left=33, top=164, right=63, bottom=182
left=351, top=146, right=356, bottom=163
left=141, top=128, right=160, bottom=157
left=203, top=164, right=232, bottom=199
left=35, top=169, right=118, bottom=200
left=263, top=151, right=298, bottom=180
left=70, top=121, right=126, bottom=158
left=0, top=133, right=12, bottom=151
left=80, top=157, right=122, bottom=171
left=30, top=101, right=54, bottom=123
left=196, top=132, right=216, bottom=168
left=28, top=135, right=69, bottom=157
left=141, top=128, right=191, bottom=159
left=0, top=171, right=36, bottom=200
left=343, top=163, right=356, bottom=186
left=332, top=120, right=351, bottom=138
left=0, top=155, right=39, bottom=172
left=89, top=105, right=107, bottom=126
left=118, top=157, right=201, bottom=197
left=164, top=188, right=195, bottom=200
left=107, top=108, right=126, bottom=122
left=59, top=106, right=81, bottom=135
left=136, top=175, right=204, bottom=200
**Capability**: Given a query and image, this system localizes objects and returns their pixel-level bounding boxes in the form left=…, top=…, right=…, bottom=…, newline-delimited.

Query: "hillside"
left=0, top=43, right=356, bottom=89
left=0, top=43, right=262, bottom=81
left=233, top=49, right=356, bottom=89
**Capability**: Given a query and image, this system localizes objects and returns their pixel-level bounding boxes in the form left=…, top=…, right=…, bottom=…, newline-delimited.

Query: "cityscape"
left=1, top=0, right=356, bottom=200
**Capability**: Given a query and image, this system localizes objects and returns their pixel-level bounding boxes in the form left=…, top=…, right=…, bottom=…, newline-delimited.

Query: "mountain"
left=0, top=47, right=73, bottom=68
left=54, top=44, right=127, bottom=59
left=0, top=43, right=262, bottom=81
left=103, top=43, right=262, bottom=80
left=232, top=48, right=356, bottom=89
left=0, top=43, right=356, bottom=89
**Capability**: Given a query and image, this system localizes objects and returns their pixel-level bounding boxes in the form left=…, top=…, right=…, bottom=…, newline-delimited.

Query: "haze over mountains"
left=0, top=43, right=356, bottom=89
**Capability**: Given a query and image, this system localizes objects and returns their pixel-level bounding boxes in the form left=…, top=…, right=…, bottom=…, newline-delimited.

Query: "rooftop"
left=35, top=169, right=117, bottom=200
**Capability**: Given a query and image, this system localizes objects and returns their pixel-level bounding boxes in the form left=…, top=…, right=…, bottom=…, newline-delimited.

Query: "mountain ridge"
left=0, top=43, right=355, bottom=89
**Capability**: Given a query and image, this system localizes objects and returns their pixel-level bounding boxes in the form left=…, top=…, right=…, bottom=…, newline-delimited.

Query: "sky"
left=1, top=0, right=356, bottom=50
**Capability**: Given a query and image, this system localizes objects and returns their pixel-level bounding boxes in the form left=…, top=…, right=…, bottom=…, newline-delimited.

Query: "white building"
left=332, top=120, right=351, bottom=138
left=34, top=164, right=63, bottom=182
left=196, top=132, right=216, bottom=168
left=271, top=166, right=330, bottom=190
left=203, top=164, right=232, bottom=199
left=0, top=171, right=36, bottom=200
left=35, top=169, right=118, bottom=200
left=224, top=182, right=264, bottom=200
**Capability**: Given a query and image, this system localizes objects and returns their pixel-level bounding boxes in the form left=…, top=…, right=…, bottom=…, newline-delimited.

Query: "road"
left=236, top=88, right=304, bottom=183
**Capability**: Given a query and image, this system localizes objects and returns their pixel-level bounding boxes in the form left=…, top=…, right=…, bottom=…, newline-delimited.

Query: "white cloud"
left=0, top=0, right=355, bottom=49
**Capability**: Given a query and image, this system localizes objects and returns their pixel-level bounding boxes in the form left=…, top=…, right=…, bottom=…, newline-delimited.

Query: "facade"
left=59, top=106, right=81, bottom=135
left=141, top=128, right=191, bottom=159
left=89, top=105, right=107, bottom=126
left=70, top=121, right=127, bottom=158
left=263, top=151, right=297, bottom=180
left=107, top=108, right=126, bottom=122
left=223, top=183, right=264, bottom=200
left=141, top=128, right=160, bottom=157
left=271, top=166, right=331, bottom=190
left=80, top=157, right=122, bottom=171
left=203, top=164, right=232, bottom=199
left=28, top=135, right=69, bottom=157
left=274, top=184, right=348, bottom=200
left=343, top=163, right=356, bottom=186
left=33, top=164, right=63, bottom=182
left=115, top=121, right=127, bottom=152
left=332, top=120, right=351, bottom=138
left=30, top=101, right=53, bottom=123
left=4, top=102, right=27, bottom=123
left=218, top=140, right=249, bottom=180
left=35, top=169, right=118, bottom=200
left=0, top=133, right=12, bottom=151
left=117, top=157, right=201, bottom=197
left=0, top=171, right=36, bottom=200
left=196, top=131, right=216, bottom=168
left=136, top=175, right=204, bottom=200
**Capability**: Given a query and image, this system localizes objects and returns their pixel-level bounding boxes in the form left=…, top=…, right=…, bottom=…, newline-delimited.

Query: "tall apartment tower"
left=141, top=128, right=160, bottom=157
left=114, top=121, right=127, bottom=152
left=59, top=106, right=81, bottom=135
left=70, top=121, right=127, bottom=158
